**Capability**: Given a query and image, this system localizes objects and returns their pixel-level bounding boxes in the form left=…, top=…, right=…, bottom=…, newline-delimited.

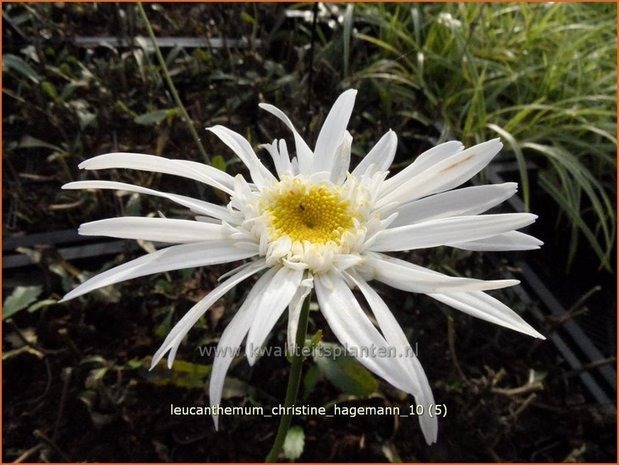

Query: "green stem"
left=265, top=294, right=312, bottom=463
left=136, top=3, right=210, bottom=164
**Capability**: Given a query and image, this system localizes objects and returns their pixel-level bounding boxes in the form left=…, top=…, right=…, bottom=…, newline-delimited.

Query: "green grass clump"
left=351, top=2, right=616, bottom=270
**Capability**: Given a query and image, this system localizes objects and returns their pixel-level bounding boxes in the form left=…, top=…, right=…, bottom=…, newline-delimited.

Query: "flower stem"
left=136, top=3, right=210, bottom=164
left=265, top=294, right=311, bottom=463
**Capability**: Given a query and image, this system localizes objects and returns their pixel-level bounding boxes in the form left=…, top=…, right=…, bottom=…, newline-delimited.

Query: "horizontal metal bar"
left=74, top=36, right=261, bottom=49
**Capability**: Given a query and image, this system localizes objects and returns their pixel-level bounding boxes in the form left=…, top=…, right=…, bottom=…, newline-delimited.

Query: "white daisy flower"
left=61, top=89, right=544, bottom=444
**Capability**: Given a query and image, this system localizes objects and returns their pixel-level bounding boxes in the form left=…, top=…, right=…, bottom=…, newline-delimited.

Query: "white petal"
left=351, top=130, right=398, bottom=178
left=207, top=125, right=276, bottom=189
left=314, top=272, right=413, bottom=394
left=330, top=131, right=352, bottom=184
left=380, top=140, right=464, bottom=194
left=368, top=213, right=537, bottom=252
left=151, top=259, right=268, bottom=368
left=79, top=217, right=225, bottom=243
left=454, top=231, right=543, bottom=251
left=245, top=266, right=304, bottom=365
left=78, top=153, right=235, bottom=195
left=347, top=273, right=437, bottom=444
left=377, top=139, right=502, bottom=207
left=366, top=254, right=519, bottom=293
left=312, top=89, right=357, bottom=174
left=277, top=139, right=293, bottom=176
left=428, top=291, right=545, bottom=339
left=261, top=139, right=293, bottom=179
left=60, top=240, right=258, bottom=301
left=259, top=103, right=313, bottom=174
left=287, top=276, right=313, bottom=350
left=389, top=183, right=518, bottom=228
left=62, top=180, right=235, bottom=223
left=210, top=266, right=279, bottom=429
left=368, top=253, right=545, bottom=339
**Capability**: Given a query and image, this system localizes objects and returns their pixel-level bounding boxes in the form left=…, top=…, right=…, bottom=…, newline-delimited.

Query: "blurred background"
left=2, top=2, right=616, bottom=462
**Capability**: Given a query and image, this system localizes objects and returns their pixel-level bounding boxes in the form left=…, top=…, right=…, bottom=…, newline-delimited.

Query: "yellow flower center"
left=267, top=183, right=353, bottom=244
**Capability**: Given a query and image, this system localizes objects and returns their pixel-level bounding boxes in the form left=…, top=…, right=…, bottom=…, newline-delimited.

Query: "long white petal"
left=259, top=103, right=313, bottom=174
left=60, top=240, right=258, bottom=301
left=245, top=266, right=304, bottom=365
left=62, top=180, right=235, bottom=223
left=207, top=126, right=276, bottom=189
left=151, top=259, right=268, bottom=368
left=454, top=231, right=543, bottom=251
left=330, top=131, right=352, bottom=184
left=210, top=266, right=279, bottom=429
left=78, top=217, right=226, bottom=243
left=380, top=140, right=464, bottom=194
left=287, top=277, right=313, bottom=350
left=312, top=89, right=357, bottom=174
left=351, top=130, right=398, bottom=178
left=377, top=139, right=502, bottom=207
left=348, top=273, right=437, bottom=444
left=368, top=254, right=544, bottom=339
left=366, top=255, right=519, bottom=293
left=277, top=139, right=293, bottom=176
left=369, top=213, right=537, bottom=252
left=429, top=291, right=545, bottom=339
left=78, top=153, right=235, bottom=194
left=389, top=183, right=518, bottom=227
left=314, top=272, right=413, bottom=394
left=261, top=139, right=293, bottom=179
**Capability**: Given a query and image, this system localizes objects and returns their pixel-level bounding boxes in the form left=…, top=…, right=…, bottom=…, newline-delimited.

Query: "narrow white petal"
left=367, top=253, right=544, bottom=339
left=377, top=139, right=502, bottom=207
left=60, top=240, right=258, bottom=301
left=62, top=180, right=235, bottom=222
left=366, top=255, right=519, bottom=293
left=277, top=139, right=293, bottom=176
left=151, top=259, right=268, bottom=369
left=454, top=231, right=544, bottom=251
left=348, top=273, right=437, bottom=444
left=330, top=131, right=352, bottom=184
left=210, top=266, right=279, bottom=429
left=286, top=277, right=313, bottom=350
left=78, top=153, right=235, bottom=194
left=314, top=272, right=413, bottom=394
left=380, top=140, right=464, bottom=194
left=312, top=89, right=357, bottom=174
left=245, top=266, right=304, bottom=365
left=351, top=130, right=398, bottom=178
left=261, top=139, right=293, bottom=179
left=369, top=213, right=537, bottom=252
left=389, top=183, right=518, bottom=228
left=259, top=103, right=314, bottom=174
left=429, top=291, right=545, bottom=339
left=79, top=217, right=225, bottom=243
left=207, top=125, right=276, bottom=189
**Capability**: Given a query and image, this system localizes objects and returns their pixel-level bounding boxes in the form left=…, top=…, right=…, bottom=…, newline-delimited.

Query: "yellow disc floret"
left=266, top=181, right=353, bottom=245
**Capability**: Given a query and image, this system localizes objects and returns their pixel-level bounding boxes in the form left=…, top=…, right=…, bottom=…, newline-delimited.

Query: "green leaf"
left=302, top=364, right=321, bottom=401
left=41, top=81, right=58, bottom=100
left=143, top=358, right=212, bottom=389
left=2, top=54, right=40, bottom=83
left=313, top=342, right=378, bottom=396
left=27, top=299, right=57, bottom=313
left=283, top=426, right=305, bottom=461
left=134, top=108, right=177, bottom=125
left=3, top=286, right=43, bottom=320
left=210, top=155, right=227, bottom=172
left=18, top=135, right=63, bottom=152
left=241, top=11, right=257, bottom=25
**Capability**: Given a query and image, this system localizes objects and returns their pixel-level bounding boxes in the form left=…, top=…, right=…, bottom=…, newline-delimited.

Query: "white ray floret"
left=63, top=89, right=544, bottom=444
